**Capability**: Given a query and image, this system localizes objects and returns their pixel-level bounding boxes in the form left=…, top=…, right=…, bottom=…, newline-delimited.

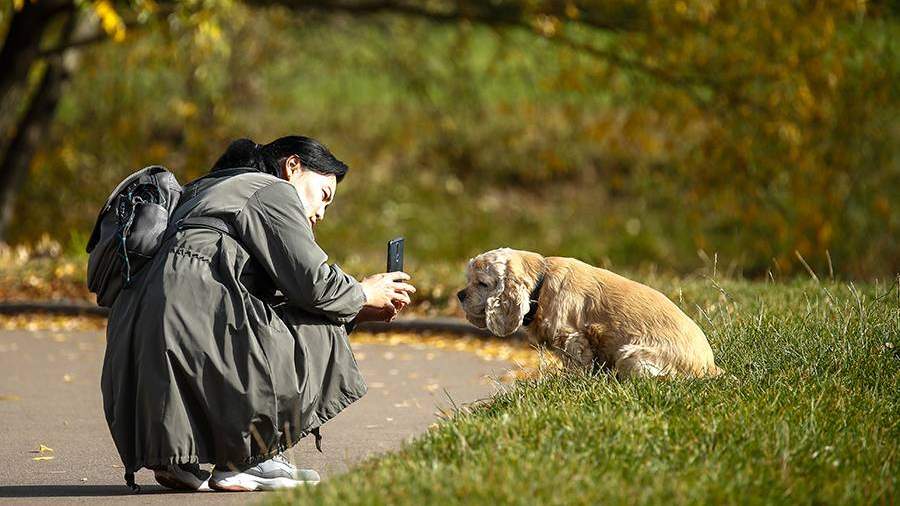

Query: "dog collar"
left=522, top=271, right=545, bottom=327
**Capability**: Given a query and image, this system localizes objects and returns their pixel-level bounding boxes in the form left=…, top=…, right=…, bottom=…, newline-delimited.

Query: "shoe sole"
left=209, top=475, right=318, bottom=492
left=154, top=470, right=212, bottom=492
left=155, top=472, right=187, bottom=490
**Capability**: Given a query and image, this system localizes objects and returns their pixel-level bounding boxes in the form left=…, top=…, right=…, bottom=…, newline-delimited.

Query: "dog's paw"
left=561, top=334, right=594, bottom=369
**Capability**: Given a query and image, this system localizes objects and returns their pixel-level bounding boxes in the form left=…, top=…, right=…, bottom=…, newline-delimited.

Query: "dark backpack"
left=86, top=166, right=184, bottom=307
left=86, top=166, right=252, bottom=308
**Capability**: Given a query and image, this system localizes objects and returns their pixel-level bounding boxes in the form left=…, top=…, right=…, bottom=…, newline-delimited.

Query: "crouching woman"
left=101, top=136, right=414, bottom=492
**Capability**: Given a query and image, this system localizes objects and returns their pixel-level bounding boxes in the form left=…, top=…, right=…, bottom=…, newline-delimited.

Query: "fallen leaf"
left=30, top=444, right=54, bottom=454
left=32, top=456, right=55, bottom=461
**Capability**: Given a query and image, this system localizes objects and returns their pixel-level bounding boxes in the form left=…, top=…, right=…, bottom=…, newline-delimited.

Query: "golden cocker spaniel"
left=457, top=248, right=722, bottom=378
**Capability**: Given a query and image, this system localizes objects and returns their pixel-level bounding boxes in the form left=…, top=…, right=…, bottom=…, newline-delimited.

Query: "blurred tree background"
left=1, top=0, right=898, bottom=285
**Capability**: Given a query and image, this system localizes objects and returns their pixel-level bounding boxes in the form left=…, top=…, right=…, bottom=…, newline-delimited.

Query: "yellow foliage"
left=352, top=332, right=560, bottom=380
left=531, top=14, right=561, bottom=37
left=92, top=0, right=127, bottom=42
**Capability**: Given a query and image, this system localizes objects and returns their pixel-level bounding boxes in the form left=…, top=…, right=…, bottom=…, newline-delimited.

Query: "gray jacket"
left=101, top=167, right=367, bottom=476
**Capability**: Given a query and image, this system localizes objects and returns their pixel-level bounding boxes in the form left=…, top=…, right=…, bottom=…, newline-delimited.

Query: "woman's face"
left=283, top=155, right=337, bottom=229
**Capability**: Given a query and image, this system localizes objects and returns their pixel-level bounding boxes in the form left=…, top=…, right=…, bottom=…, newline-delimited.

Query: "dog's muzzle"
left=456, top=289, right=467, bottom=303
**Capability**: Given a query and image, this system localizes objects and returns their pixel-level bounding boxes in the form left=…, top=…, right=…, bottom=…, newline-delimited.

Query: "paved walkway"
left=0, top=327, right=513, bottom=504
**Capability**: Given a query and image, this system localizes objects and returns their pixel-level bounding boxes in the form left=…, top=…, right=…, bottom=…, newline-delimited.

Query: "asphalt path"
left=0, top=327, right=512, bottom=504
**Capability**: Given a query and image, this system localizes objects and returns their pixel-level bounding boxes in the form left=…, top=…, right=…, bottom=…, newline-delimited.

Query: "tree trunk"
left=0, top=1, right=71, bottom=100
left=0, top=9, right=77, bottom=242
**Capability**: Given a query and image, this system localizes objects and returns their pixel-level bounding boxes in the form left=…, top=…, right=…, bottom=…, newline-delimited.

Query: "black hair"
left=211, top=136, right=349, bottom=182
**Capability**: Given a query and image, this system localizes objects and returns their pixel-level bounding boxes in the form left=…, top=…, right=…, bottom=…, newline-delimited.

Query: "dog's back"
left=544, top=256, right=721, bottom=377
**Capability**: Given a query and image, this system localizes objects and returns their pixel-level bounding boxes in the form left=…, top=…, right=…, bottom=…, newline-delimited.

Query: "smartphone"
left=387, top=237, right=404, bottom=272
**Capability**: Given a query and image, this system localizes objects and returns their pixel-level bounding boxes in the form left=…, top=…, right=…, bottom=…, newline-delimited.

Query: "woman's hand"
left=357, top=272, right=415, bottom=322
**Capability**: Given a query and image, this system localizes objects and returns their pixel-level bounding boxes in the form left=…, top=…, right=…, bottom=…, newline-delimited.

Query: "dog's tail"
left=707, top=364, right=726, bottom=378
left=709, top=364, right=739, bottom=381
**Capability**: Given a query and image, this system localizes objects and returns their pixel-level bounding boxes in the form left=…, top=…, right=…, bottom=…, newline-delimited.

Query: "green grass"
left=271, top=278, right=899, bottom=505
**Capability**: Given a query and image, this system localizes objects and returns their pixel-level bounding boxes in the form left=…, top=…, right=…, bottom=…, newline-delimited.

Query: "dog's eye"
left=477, top=281, right=489, bottom=288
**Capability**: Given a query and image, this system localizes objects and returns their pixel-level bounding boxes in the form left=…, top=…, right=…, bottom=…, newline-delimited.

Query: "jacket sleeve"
left=235, top=181, right=366, bottom=323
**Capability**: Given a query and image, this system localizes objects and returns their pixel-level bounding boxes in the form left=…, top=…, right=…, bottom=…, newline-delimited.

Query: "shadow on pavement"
left=0, top=484, right=195, bottom=497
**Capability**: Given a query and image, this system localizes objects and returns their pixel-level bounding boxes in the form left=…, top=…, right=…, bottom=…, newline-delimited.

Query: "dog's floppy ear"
left=485, top=254, right=530, bottom=337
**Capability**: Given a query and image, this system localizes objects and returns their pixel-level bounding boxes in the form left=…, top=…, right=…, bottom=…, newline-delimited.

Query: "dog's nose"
left=456, top=289, right=467, bottom=303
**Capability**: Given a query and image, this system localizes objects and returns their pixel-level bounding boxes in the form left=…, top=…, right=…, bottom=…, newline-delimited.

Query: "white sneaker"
left=153, top=463, right=212, bottom=491
left=209, top=453, right=320, bottom=491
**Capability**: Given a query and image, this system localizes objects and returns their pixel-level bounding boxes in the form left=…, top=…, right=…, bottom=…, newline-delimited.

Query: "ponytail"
left=211, top=136, right=348, bottom=182
left=211, top=138, right=281, bottom=177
